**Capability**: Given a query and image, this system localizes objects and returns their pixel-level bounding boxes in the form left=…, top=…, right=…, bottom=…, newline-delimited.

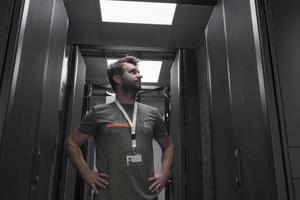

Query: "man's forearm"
left=160, top=143, right=175, bottom=177
left=66, top=139, right=90, bottom=176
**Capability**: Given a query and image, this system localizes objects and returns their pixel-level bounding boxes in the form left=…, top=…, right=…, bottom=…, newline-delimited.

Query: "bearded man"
left=66, top=56, right=174, bottom=200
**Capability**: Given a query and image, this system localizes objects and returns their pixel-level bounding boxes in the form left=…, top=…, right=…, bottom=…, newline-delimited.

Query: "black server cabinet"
left=261, top=0, right=300, bottom=199
left=205, top=0, right=282, bottom=199
left=61, top=47, right=87, bottom=200
left=0, top=0, right=69, bottom=199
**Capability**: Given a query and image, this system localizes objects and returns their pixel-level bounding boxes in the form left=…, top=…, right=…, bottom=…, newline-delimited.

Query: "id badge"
left=126, top=153, right=143, bottom=166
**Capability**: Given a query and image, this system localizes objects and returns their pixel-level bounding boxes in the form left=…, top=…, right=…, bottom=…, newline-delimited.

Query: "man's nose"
left=137, top=73, right=143, bottom=79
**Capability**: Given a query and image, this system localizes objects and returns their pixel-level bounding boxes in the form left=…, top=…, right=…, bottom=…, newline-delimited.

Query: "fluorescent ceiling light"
left=100, top=0, right=176, bottom=25
left=107, top=59, right=162, bottom=83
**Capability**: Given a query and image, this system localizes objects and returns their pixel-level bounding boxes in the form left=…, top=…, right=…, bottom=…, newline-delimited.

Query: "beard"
left=121, top=79, right=141, bottom=94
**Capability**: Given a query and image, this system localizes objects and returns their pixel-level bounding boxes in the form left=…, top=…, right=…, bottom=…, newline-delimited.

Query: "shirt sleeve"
left=153, top=109, right=168, bottom=141
left=78, top=108, right=98, bottom=136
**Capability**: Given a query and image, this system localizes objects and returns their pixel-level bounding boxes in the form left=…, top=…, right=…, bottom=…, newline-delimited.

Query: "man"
left=66, top=56, right=175, bottom=200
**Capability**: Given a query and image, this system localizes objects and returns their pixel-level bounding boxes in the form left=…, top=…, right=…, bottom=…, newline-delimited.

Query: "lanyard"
left=115, top=100, right=138, bottom=151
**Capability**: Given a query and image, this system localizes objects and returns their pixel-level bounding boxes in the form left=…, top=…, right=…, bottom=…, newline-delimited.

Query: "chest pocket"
left=136, top=118, right=154, bottom=132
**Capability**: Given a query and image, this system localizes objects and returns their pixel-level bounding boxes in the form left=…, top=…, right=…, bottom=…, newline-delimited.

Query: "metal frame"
left=56, top=45, right=79, bottom=200
left=250, top=0, right=291, bottom=199
left=0, top=0, right=26, bottom=146
left=79, top=47, right=176, bottom=60
left=107, top=0, right=217, bottom=5
left=0, top=0, right=16, bottom=83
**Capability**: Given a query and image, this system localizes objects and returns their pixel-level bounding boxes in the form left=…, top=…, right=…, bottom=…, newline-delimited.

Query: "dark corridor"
left=0, top=0, right=300, bottom=200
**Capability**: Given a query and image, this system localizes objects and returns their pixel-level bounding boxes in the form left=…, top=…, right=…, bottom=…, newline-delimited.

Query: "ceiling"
left=63, top=0, right=215, bottom=88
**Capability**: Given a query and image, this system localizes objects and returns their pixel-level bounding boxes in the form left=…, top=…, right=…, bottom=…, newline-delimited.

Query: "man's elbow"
left=65, top=137, right=76, bottom=155
left=163, top=141, right=175, bottom=154
left=169, top=143, right=175, bottom=155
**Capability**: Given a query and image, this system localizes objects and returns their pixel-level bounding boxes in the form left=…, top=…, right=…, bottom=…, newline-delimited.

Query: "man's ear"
left=113, top=74, right=122, bottom=84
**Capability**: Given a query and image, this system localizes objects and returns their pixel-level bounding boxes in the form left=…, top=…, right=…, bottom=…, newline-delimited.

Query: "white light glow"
left=107, top=59, right=118, bottom=67
left=107, top=59, right=162, bottom=83
left=100, top=0, right=176, bottom=25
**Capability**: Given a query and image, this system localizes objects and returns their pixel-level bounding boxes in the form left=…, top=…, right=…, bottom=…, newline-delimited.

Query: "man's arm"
left=65, top=129, right=109, bottom=194
left=148, top=134, right=175, bottom=193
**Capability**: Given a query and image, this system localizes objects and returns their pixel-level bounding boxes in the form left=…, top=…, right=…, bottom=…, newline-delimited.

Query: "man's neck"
left=115, top=90, right=136, bottom=104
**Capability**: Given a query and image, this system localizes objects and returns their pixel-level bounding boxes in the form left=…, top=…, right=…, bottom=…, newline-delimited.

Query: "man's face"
left=120, top=62, right=143, bottom=93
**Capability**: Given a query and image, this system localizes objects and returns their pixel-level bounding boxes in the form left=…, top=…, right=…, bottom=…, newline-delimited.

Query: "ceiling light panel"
left=107, top=59, right=162, bottom=83
left=100, top=0, right=177, bottom=25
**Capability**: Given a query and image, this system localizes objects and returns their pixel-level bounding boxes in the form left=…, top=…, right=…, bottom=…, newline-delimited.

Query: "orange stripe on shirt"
left=106, top=122, right=130, bottom=128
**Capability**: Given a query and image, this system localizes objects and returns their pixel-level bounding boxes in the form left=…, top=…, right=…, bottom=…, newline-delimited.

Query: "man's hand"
left=148, top=134, right=174, bottom=194
left=148, top=172, right=169, bottom=194
left=81, top=169, right=110, bottom=195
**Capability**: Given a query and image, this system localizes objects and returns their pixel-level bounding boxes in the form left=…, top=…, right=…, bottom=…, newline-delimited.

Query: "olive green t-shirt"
left=78, top=102, right=167, bottom=200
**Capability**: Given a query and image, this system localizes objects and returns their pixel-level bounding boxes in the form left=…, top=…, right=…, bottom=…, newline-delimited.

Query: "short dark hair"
left=107, top=55, right=139, bottom=91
